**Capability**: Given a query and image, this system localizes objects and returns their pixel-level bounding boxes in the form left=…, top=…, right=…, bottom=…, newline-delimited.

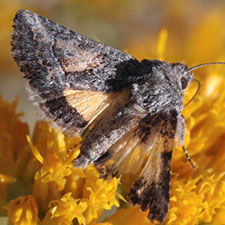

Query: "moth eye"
left=181, top=77, right=188, bottom=89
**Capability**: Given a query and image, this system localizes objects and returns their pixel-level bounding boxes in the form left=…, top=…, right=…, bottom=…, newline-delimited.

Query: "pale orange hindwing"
left=63, top=88, right=130, bottom=131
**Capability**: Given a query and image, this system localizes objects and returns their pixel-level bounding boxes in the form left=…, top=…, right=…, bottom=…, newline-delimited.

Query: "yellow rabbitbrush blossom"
left=40, top=192, right=87, bottom=225
left=1, top=4, right=225, bottom=225
left=8, top=195, right=38, bottom=225
left=168, top=171, right=225, bottom=224
left=0, top=97, right=122, bottom=224
left=0, top=96, right=31, bottom=214
left=82, top=167, right=124, bottom=224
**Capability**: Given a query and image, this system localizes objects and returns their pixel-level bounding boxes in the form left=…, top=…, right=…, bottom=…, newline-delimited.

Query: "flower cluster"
left=0, top=97, right=122, bottom=225
left=1, top=2, right=225, bottom=225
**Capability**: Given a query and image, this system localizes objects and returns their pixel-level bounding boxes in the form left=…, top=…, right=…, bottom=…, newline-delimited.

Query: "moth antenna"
left=188, top=62, right=225, bottom=72
left=182, top=145, right=196, bottom=169
left=184, top=78, right=201, bottom=107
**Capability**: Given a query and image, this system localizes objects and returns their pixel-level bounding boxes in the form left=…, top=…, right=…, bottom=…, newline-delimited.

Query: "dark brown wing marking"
left=39, top=93, right=88, bottom=133
left=94, top=110, right=178, bottom=223
left=11, top=10, right=140, bottom=135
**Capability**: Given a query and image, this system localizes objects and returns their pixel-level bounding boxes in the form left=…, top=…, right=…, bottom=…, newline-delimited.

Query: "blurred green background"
left=0, top=0, right=225, bottom=131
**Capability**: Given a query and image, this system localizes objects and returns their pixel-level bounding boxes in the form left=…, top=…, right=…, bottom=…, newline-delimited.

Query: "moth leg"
left=176, top=115, right=195, bottom=167
left=175, top=114, right=185, bottom=146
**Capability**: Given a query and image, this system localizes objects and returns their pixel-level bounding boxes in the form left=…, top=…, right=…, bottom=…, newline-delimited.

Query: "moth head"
left=172, top=61, right=225, bottom=91
left=170, top=62, right=193, bottom=90
left=140, top=60, right=193, bottom=91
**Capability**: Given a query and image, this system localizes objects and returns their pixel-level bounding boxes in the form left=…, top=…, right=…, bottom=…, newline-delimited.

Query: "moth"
left=11, top=9, right=225, bottom=223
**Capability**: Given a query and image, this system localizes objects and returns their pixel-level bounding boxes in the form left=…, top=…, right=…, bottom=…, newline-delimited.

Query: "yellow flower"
left=167, top=171, right=225, bottom=224
left=28, top=122, right=122, bottom=223
left=82, top=167, right=124, bottom=224
left=0, top=97, right=31, bottom=215
left=0, top=97, right=121, bottom=224
left=1, top=2, right=225, bottom=225
left=24, top=121, right=81, bottom=213
left=40, top=192, right=87, bottom=225
left=8, top=195, right=38, bottom=225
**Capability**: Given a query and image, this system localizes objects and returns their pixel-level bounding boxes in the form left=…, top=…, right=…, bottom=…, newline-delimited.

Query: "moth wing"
left=11, top=9, right=139, bottom=135
left=95, top=110, right=178, bottom=223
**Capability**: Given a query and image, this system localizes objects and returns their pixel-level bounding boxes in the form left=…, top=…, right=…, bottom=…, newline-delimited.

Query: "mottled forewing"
left=11, top=10, right=139, bottom=135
